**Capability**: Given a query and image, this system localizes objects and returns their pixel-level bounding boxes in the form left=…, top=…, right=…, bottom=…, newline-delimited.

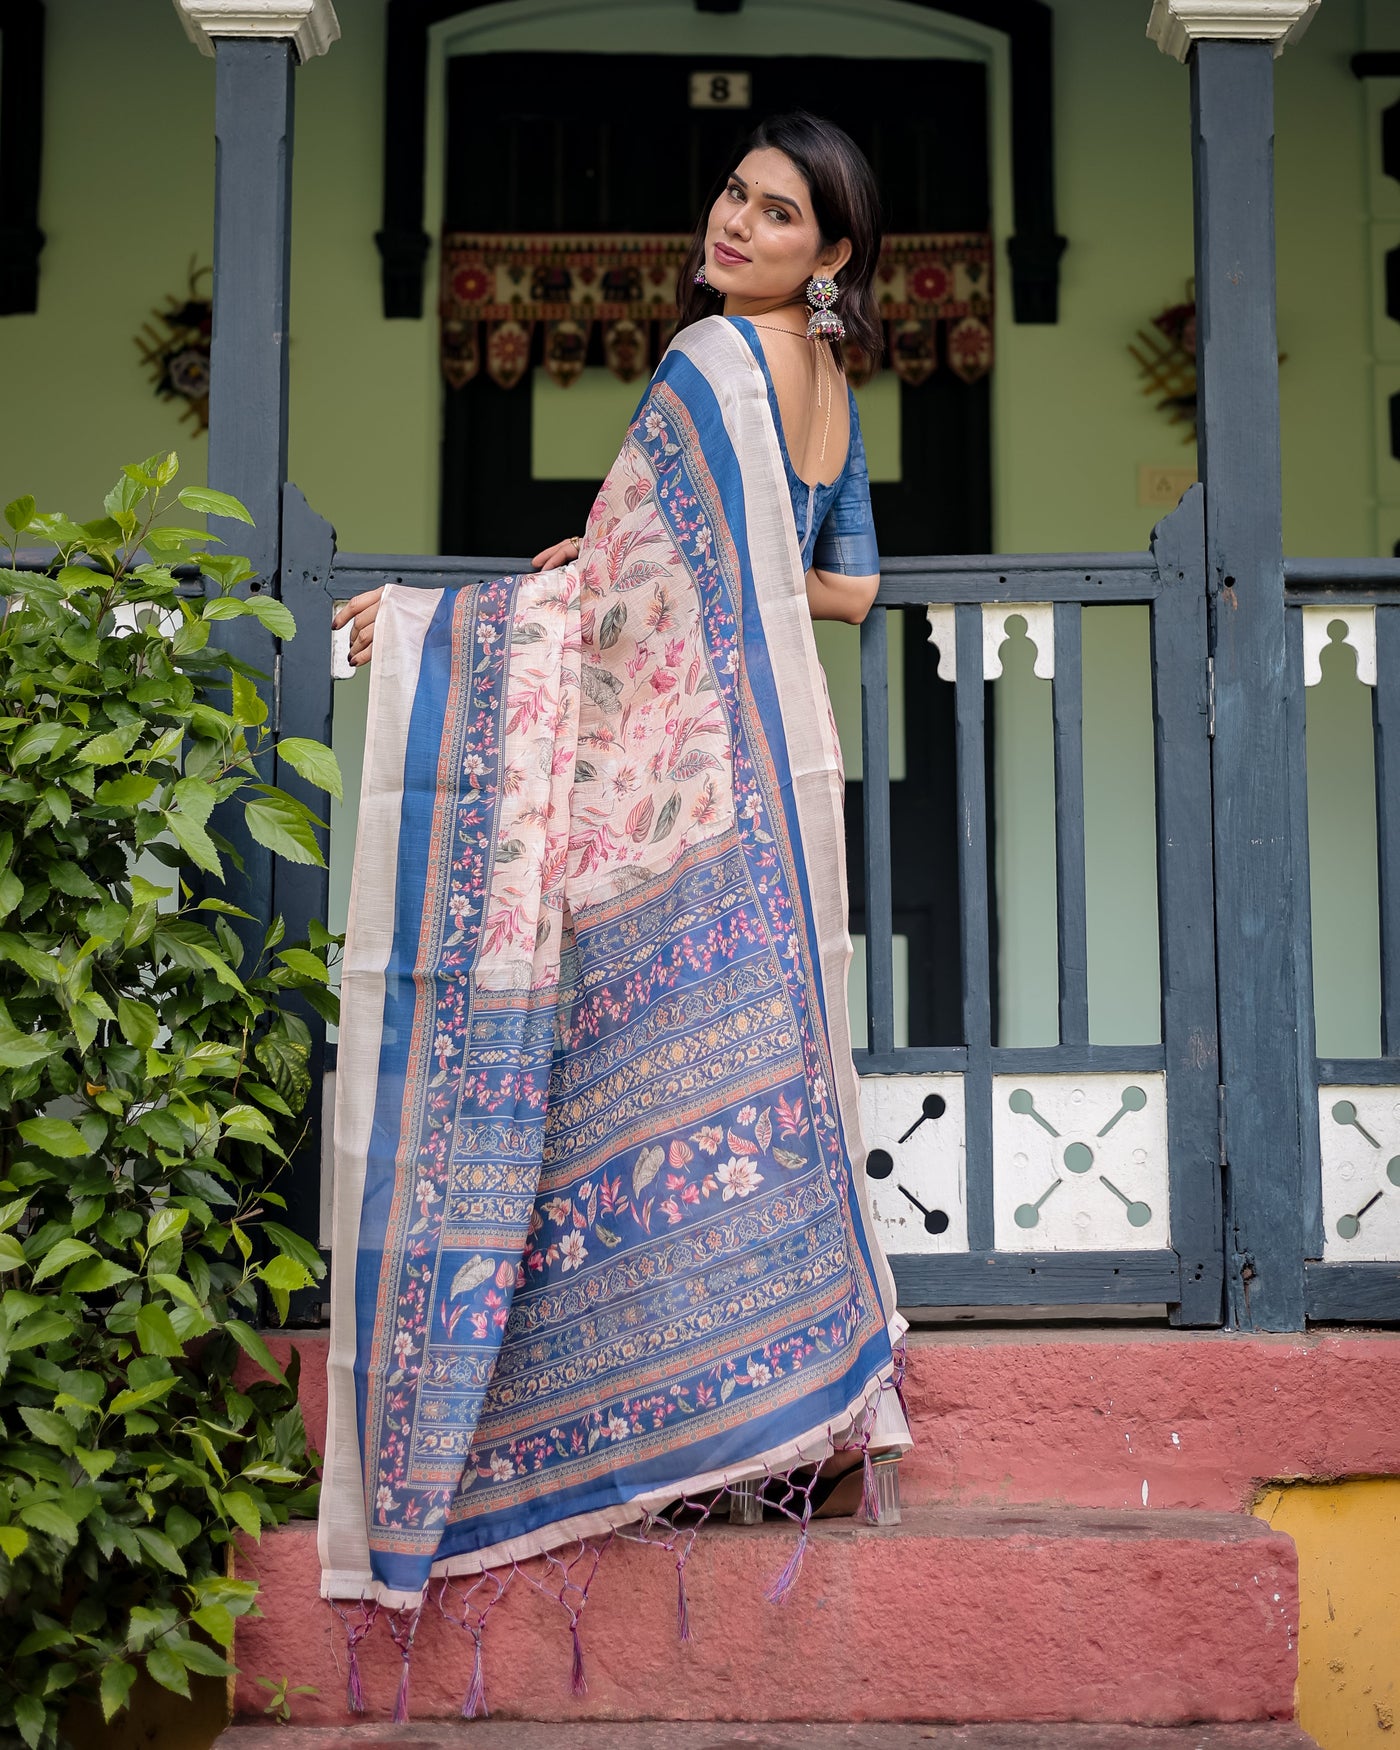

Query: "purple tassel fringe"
left=570, top=1621, right=588, bottom=1697
left=862, top=1448, right=881, bottom=1524
left=764, top=1526, right=808, bottom=1605
left=676, top=1561, right=692, bottom=1644
left=461, top=1632, right=487, bottom=1719
left=346, top=1643, right=365, bottom=1715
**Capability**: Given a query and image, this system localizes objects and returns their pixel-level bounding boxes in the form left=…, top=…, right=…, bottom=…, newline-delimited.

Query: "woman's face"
left=703, top=147, right=852, bottom=306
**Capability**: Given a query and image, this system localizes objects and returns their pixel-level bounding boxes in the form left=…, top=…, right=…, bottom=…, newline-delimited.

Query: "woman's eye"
left=765, top=208, right=789, bottom=223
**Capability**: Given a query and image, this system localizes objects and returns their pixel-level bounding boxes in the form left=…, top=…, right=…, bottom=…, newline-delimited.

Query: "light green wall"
left=0, top=0, right=1387, bottom=1062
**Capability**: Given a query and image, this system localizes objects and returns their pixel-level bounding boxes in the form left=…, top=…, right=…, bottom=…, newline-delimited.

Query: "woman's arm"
left=806, top=567, right=879, bottom=625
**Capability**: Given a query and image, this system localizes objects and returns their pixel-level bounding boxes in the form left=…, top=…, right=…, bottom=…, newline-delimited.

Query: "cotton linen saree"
left=320, top=316, right=908, bottom=1619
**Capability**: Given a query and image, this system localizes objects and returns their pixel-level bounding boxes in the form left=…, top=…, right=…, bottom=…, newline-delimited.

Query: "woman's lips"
left=712, top=241, right=750, bottom=266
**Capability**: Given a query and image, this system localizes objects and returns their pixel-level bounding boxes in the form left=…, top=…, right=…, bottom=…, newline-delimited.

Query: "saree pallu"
left=319, top=316, right=908, bottom=1618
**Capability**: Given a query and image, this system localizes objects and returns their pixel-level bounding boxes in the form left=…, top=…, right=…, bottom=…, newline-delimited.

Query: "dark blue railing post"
left=181, top=1, right=340, bottom=954
left=180, top=1, right=341, bottom=1308
left=1152, top=1, right=1319, bottom=1329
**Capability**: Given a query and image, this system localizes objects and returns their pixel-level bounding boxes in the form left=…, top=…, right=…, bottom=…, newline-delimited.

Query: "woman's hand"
left=331, top=588, right=384, bottom=668
left=531, top=536, right=583, bottom=571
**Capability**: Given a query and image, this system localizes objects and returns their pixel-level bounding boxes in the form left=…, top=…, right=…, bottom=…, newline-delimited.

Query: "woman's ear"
left=819, top=237, right=854, bottom=278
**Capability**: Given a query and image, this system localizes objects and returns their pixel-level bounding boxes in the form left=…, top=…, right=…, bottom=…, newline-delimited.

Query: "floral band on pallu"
left=320, top=316, right=909, bottom=1716
left=439, top=232, right=995, bottom=391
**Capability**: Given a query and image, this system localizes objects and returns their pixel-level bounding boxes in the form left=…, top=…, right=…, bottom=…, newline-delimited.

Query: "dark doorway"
left=441, top=50, right=993, bottom=1046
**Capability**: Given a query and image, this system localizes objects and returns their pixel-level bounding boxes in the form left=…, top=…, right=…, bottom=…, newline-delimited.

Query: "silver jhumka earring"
left=805, top=275, right=845, bottom=342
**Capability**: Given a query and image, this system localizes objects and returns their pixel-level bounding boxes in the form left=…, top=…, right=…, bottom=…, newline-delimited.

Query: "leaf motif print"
left=615, top=560, right=668, bottom=593
left=580, top=663, right=623, bottom=714
left=574, top=759, right=598, bottom=784
left=624, top=481, right=651, bottom=512
left=650, top=791, right=682, bottom=843
left=773, top=1148, right=807, bottom=1170
left=585, top=1183, right=599, bottom=1225
left=512, top=621, right=548, bottom=644
left=755, top=1108, right=773, bottom=1150
left=594, top=1221, right=622, bottom=1249
left=666, top=751, right=722, bottom=783
left=599, top=603, right=627, bottom=650
left=668, top=1139, right=694, bottom=1168
left=449, top=1255, right=495, bottom=1298
left=685, top=657, right=702, bottom=695
left=727, top=1128, right=758, bottom=1157
left=495, top=839, right=525, bottom=863
left=633, top=1144, right=664, bottom=1196
left=626, top=795, right=655, bottom=843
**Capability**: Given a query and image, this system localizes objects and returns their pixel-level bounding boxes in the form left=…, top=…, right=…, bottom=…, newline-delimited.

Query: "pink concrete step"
left=232, top=1508, right=1297, bottom=1727
left=215, top=1726, right=1321, bottom=1748
left=255, top=1325, right=1400, bottom=1512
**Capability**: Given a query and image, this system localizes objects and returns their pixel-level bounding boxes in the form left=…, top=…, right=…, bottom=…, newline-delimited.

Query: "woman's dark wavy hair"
left=676, top=111, right=884, bottom=366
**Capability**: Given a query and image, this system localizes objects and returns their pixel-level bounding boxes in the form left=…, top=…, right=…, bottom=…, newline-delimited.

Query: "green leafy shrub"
left=0, top=456, right=340, bottom=1748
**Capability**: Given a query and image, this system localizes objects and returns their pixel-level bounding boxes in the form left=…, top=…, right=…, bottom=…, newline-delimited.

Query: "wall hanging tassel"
left=461, top=1630, right=487, bottom=1720
left=570, top=1619, right=588, bottom=1697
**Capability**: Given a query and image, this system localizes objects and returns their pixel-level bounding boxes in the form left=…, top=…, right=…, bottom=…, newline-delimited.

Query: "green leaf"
left=17, top=1117, right=88, bottom=1159
left=231, top=670, right=268, bottom=727
left=178, top=485, right=254, bottom=523
left=73, top=1446, right=117, bottom=1479
left=108, top=1376, right=177, bottom=1415
left=62, top=1257, right=135, bottom=1292
left=0, top=1234, right=26, bottom=1270
left=11, top=720, right=79, bottom=766
left=167, top=809, right=225, bottom=878
left=0, top=932, right=59, bottom=983
left=5, top=494, right=36, bottom=532
left=276, top=946, right=330, bottom=984
left=262, top=1220, right=327, bottom=1275
left=135, top=1302, right=184, bottom=1357
left=19, top=1407, right=76, bottom=1452
left=169, top=1637, right=235, bottom=1677
left=246, top=595, right=296, bottom=639
left=275, top=736, right=343, bottom=801
left=100, top=1660, right=138, bottom=1723
left=13, top=1693, right=44, bottom=1750
left=0, top=1524, right=30, bottom=1559
left=0, top=869, right=22, bottom=921
left=132, top=1525, right=187, bottom=1576
left=31, top=1236, right=98, bottom=1282
left=18, top=1499, right=80, bottom=1543
left=95, top=773, right=159, bottom=807
left=145, top=1644, right=191, bottom=1698
left=147, top=1206, right=189, bottom=1247
left=190, top=1603, right=236, bottom=1649
left=224, top=1318, right=286, bottom=1384
left=117, top=996, right=160, bottom=1049
left=220, top=1489, right=262, bottom=1538
left=244, top=793, right=322, bottom=866
left=76, top=721, right=143, bottom=765
left=261, top=1254, right=312, bottom=1293
left=9, top=1309, right=75, bottom=1351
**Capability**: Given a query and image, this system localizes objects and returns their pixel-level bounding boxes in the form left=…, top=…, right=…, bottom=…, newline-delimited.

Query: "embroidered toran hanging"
left=439, top=232, right=994, bottom=392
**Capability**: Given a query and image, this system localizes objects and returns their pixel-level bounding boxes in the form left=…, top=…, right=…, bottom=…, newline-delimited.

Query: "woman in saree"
left=321, top=111, right=911, bottom=1711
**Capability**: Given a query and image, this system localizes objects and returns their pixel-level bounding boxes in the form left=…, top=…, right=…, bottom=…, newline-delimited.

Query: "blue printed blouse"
left=729, top=315, right=880, bottom=578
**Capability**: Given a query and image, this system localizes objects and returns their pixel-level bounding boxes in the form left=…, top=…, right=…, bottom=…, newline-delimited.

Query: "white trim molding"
left=174, top=0, right=341, bottom=61
left=1147, top=0, right=1320, bottom=61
